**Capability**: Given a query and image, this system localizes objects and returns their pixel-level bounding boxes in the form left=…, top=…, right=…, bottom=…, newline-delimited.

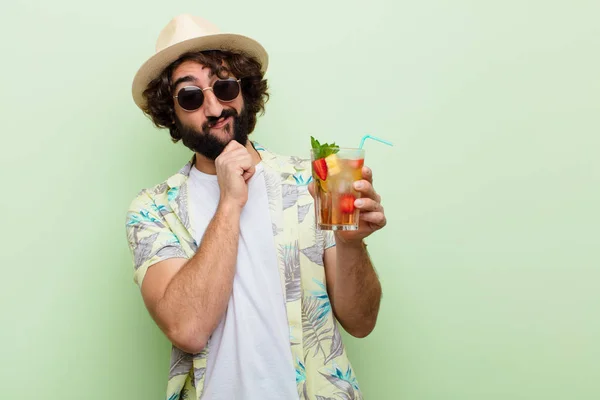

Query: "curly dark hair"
left=142, top=50, right=269, bottom=142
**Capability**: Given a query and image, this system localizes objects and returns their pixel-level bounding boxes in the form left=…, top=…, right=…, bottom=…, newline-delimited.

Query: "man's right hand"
left=215, top=140, right=256, bottom=209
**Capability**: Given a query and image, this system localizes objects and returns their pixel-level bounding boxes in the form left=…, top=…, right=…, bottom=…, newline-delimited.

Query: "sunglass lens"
left=177, top=87, right=204, bottom=111
left=214, top=80, right=240, bottom=102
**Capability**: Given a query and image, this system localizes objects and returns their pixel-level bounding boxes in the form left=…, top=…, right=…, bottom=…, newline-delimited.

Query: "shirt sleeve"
left=322, top=230, right=336, bottom=250
left=125, top=190, right=188, bottom=288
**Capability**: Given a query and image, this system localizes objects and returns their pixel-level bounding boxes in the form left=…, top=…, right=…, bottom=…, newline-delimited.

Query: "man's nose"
left=202, top=89, right=224, bottom=118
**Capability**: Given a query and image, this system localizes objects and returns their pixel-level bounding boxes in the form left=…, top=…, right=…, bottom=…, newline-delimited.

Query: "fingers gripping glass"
left=174, top=78, right=241, bottom=111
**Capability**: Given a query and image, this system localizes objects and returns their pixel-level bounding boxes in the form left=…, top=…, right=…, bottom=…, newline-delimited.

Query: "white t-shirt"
left=188, top=162, right=298, bottom=400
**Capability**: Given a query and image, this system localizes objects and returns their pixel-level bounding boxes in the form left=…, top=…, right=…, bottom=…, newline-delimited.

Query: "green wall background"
left=1, top=1, right=599, bottom=399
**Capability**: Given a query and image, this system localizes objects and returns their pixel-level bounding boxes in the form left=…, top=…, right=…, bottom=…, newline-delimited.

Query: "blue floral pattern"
left=125, top=142, right=362, bottom=400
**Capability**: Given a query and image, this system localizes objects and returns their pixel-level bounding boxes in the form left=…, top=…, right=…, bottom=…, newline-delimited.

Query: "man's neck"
left=194, top=141, right=262, bottom=175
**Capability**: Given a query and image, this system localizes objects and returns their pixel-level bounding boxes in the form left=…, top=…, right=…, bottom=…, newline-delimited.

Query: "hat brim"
left=131, top=33, right=269, bottom=109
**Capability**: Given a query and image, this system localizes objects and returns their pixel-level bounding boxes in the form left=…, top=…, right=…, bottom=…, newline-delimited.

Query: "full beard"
left=177, top=107, right=250, bottom=160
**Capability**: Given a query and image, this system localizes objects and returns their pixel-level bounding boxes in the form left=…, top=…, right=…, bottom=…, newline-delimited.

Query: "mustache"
left=204, top=108, right=239, bottom=129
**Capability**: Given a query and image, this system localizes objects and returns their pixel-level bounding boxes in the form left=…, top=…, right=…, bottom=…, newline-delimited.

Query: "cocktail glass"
left=311, top=147, right=365, bottom=231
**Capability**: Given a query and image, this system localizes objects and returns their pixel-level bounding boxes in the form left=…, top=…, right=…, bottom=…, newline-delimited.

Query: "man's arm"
left=311, top=164, right=386, bottom=338
left=324, top=242, right=382, bottom=338
left=136, top=141, right=255, bottom=354
left=141, top=202, right=241, bottom=353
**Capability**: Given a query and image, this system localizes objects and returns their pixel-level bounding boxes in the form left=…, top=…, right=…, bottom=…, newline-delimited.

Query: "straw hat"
left=131, top=14, right=269, bottom=109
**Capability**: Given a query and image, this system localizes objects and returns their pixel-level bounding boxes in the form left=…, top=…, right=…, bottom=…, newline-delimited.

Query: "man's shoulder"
left=279, top=153, right=311, bottom=167
left=255, top=142, right=312, bottom=170
left=142, top=181, right=172, bottom=198
left=128, top=158, right=193, bottom=211
left=125, top=185, right=168, bottom=225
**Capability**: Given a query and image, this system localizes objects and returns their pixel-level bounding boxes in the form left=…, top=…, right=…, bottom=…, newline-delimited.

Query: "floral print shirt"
left=126, top=143, right=363, bottom=400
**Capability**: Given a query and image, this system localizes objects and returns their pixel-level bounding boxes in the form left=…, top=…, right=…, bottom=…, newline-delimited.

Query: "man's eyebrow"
left=172, top=75, right=197, bottom=89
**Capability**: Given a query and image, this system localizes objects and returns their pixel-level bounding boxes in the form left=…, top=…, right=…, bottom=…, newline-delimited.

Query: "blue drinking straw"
left=307, top=134, right=392, bottom=185
left=359, top=134, right=393, bottom=149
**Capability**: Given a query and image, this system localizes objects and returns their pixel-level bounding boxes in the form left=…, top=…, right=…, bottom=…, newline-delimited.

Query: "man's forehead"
left=171, top=60, right=230, bottom=81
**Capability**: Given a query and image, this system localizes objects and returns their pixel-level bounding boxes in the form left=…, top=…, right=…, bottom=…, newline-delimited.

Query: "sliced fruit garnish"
left=312, top=158, right=328, bottom=180
left=349, top=159, right=364, bottom=169
left=325, top=154, right=341, bottom=176
left=340, top=194, right=356, bottom=214
left=311, top=136, right=340, bottom=192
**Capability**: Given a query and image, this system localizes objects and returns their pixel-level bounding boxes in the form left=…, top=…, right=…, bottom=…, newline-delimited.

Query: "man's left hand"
left=308, top=165, right=386, bottom=244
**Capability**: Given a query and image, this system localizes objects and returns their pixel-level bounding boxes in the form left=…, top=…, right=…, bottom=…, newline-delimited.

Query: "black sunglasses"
left=173, top=78, right=241, bottom=111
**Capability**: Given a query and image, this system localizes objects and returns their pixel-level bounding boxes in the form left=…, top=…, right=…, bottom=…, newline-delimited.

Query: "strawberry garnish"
left=312, top=158, right=328, bottom=180
left=339, top=194, right=356, bottom=214
left=311, top=136, right=340, bottom=191
left=349, top=159, right=364, bottom=169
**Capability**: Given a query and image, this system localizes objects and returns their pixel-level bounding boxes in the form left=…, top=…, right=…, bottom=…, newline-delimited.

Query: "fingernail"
left=355, top=199, right=364, bottom=207
left=354, top=182, right=363, bottom=189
